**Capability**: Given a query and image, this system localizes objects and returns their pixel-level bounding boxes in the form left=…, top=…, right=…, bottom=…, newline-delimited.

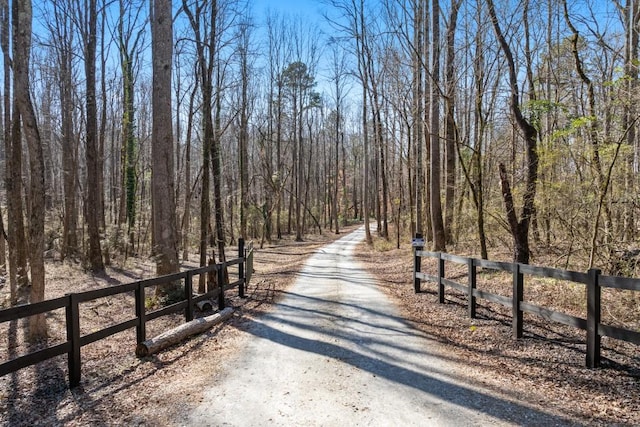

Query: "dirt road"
left=186, top=227, right=572, bottom=426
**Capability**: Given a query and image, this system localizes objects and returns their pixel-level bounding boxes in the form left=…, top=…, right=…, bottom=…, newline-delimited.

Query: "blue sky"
left=255, top=0, right=328, bottom=18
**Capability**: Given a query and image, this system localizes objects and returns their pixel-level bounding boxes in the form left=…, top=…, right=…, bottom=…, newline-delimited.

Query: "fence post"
left=513, top=263, right=523, bottom=339
left=135, top=282, right=146, bottom=346
left=239, top=238, right=245, bottom=298
left=468, top=258, right=476, bottom=319
left=217, top=264, right=226, bottom=310
left=586, top=268, right=602, bottom=368
left=413, top=233, right=423, bottom=293
left=438, top=253, right=445, bottom=304
left=66, top=293, right=81, bottom=387
left=185, top=271, right=194, bottom=322
left=245, top=241, right=253, bottom=286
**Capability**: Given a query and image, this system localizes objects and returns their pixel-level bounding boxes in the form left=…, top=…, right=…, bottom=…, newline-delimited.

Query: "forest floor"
left=0, top=223, right=639, bottom=426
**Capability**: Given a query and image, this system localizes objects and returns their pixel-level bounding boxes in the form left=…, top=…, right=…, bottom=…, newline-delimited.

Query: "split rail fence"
left=0, top=239, right=254, bottom=387
left=412, top=241, right=640, bottom=368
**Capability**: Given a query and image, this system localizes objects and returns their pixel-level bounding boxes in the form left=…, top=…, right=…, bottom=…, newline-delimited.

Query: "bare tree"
left=182, top=0, right=237, bottom=288
left=366, top=26, right=389, bottom=240
left=13, top=0, right=47, bottom=338
left=487, top=0, right=539, bottom=264
left=179, top=67, right=199, bottom=261
left=265, top=12, right=289, bottom=241
left=327, top=0, right=374, bottom=244
left=1, top=0, right=28, bottom=304
left=413, top=0, right=425, bottom=237
left=76, top=0, right=105, bottom=271
left=456, top=2, right=494, bottom=260
left=614, top=0, right=640, bottom=242
left=118, top=0, right=146, bottom=257
left=182, top=0, right=215, bottom=291
left=44, top=0, right=79, bottom=260
left=282, top=60, right=317, bottom=241
left=237, top=18, right=252, bottom=240
left=328, top=43, right=349, bottom=234
left=443, top=0, right=461, bottom=244
left=151, top=0, right=179, bottom=288
left=430, top=0, right=446, bottom=251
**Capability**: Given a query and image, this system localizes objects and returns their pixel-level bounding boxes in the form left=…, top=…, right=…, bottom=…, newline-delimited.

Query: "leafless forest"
left=2, top=0, right=640, bottom=340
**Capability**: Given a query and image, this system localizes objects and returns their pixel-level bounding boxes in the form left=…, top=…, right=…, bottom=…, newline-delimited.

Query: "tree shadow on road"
left=241, top=298, right=577, bottom=426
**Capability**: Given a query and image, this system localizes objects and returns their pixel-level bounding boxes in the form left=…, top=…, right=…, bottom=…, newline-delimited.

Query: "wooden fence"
left=412, top=241, right=640, bottom=368
left=0, top=239, right=254, bottom=387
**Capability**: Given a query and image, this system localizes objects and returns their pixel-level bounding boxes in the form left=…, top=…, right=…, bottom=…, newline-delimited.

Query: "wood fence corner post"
left=413, top=233, right=423, bottom=293
left=586, top=268, right=602, bottom=368
left=135, top=282, right=146, bottom=346
left=185, top=271, right=194, bottom=322
left=438, top=253, right=445, bottom=304
left=66, top=293, right=81, bottom=387
left=217, top=264, right=226, bottom=310
left=238, top=238, right=245, bottom=298
left=468, top=258, right=477, bottom=319
left=512, top=263, right=523, bottom=339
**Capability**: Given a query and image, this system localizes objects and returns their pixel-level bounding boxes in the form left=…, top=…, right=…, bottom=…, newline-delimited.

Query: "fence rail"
left=412, top=240, right=640, bottom=368
left=0, top=239, right=254, bottom=387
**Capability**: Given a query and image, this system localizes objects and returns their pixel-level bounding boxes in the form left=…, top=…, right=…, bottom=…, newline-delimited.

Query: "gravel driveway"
left=187, top=227, right=573, bottom=426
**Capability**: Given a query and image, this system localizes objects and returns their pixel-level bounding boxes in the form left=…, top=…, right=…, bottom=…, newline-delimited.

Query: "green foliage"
left=145, top=296, right=159, bottom=310
left=550, top=115, right=596, bottom=141
left=123, top=53, right=137, bottom=231
left=156, top=282, right=185, bottom=307
left=309, top=91, right=322, bottom=109
left=126, top=165, right=136, bottom=228
left=523, top=99, right=568, bottom=131
left=282, top=61, right=316, bottom=91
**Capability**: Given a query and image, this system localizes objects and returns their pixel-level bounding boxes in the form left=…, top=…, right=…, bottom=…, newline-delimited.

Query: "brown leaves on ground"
left=355, top=237, right=640, bottom=427
left=1, top=224, right=638, bottom=426
left=0, top=226, right=359, bottom=426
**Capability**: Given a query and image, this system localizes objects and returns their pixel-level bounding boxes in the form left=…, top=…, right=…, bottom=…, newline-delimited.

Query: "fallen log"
left=196, top=299, right=213, bottom=312
left=136, top=307, right=234, bottom=357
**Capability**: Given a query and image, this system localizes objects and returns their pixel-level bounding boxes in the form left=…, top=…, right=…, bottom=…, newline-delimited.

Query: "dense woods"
left=2, top=0, right=640, bottom=339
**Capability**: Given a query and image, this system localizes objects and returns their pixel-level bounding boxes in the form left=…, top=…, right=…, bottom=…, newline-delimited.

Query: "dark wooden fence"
left=412, top=241, right=640, bottom=368
left=0, top=239, right=254, bottom=387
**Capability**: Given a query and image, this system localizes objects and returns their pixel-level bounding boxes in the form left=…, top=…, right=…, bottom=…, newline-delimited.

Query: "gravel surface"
left=186, top=227, right=573, bottom=426
left=2, top=224, right=637, bottom=426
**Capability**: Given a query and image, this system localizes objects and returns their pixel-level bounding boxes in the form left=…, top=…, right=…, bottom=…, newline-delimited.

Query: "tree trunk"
left=182, top=83, right=197, bottom=261
left=444, top=0, right=461, bottom=245
left=276, top=78, right=283, bottom=239
left=123, top=56, right=136, bottom=253
left=182, top=0, right=215, bottom=292
left=14, top=0, right=47, bottom=339
left=136, top=307, right=234, bottom=357
left=53, top=1, right=78, bottom=260
left=1, top=0, right=28, bottom=304
left=294, top=78, right=303, bottom=241
left=562, top=0, right=609, bottom=267
left=98, top=9, right=107, bottom=232
left=487, top=0, right=539, bottom=264
left=84, top=0, right=104, bottom=272
left=330, top=47, right=344, bottom=234
left=472, top=6, right=488, bottom=259
left=357, top=0, right=372, bottom=244
left=151, top=0, right=179, bottom=289
left=238, top=21, right=250, bottom=241
left=624, top=0, right=639, bottom=242
left=213, top=58, right=227, bottom=271
left=430, top=0, right=446, bottom=252
left=368, top=66, right=388, bottom=240
left=413, top=0, right=424, bottom=237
